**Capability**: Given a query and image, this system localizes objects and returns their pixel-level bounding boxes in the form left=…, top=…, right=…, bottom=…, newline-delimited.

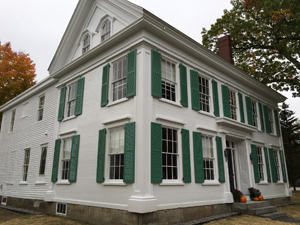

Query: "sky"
left=0, top=0, right=299, bottom=118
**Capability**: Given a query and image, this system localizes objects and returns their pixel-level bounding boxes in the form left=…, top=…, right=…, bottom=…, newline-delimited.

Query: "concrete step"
left=248, top=206, right=277, bottom=216
left=259, top=212, right=287, bottom=219
left=232, top=201, right=270, bottom=212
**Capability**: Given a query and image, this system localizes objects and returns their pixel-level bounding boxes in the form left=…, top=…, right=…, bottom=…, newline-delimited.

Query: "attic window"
left=101, top=20, right=111, bottom=42
left=82, top=34, right=90, bottom=54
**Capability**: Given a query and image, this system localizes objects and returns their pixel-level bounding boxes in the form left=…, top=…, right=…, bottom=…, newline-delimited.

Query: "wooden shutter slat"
left=74, top=77, right=85, bottom=116
left=101, top=64, right=110, bottom=107
left=126, top=49, right=137, bottom=98
left=190, top=70, right=200, bottom=111
left=69, top=135, right=80, bottom=182
left=182, top=129, right=191, bottom=183
left=58, top=86, right=66, bottom=121
left=274, top=109, right=281, bottom=137
left=245, top=96, right=253, bottom=126
left=51, top=139, right=61, bottom=182
left=212, top=80, right=220, bottom=117
left=268, top=148, right=277, bottom=183
left=179, top=64, right=188, bottom=107
left=193, top=131, right=204, bottom=183
left=221, top=85, right=231, bottom=118
left=97, top=129, right=106, bottom=183
left=264, top=147, right=271, bottom=183
left=124, top=122, right=135, bottom=183
left=251, top=144, right=260, bottom=183
left=238, top=93, right=245, bottom=123
left=216, top=136, right=225, bottom=183
left=151, top=122, right=162, bottom=183
left=264, top=105, right=271, bottom=133
left=279, top=150, right=287, bottom=183
left=151, top=49, right=162, bottom=98
left=259, top=103, right=265, bottom=132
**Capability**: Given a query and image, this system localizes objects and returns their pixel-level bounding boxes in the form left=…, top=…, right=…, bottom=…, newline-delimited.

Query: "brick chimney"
left=218, top=35, right=234, bottom=65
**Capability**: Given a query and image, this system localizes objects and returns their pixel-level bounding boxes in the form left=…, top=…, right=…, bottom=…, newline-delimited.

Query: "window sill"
left=6, top=183, right=13, bottom=185
left=258, top=181, right=269, bottom=185
left=62, top=115, right=77, bottom=122
left=107, top=98, right=129, bottom=107
left=21, top=116, right=28, bottom=119
left=276, top=181, right=285, bottom=185
left=197, top=111, right=215, bottom=118
left=102, top=181, right=127, bottom=186
left=35, top=182, right=47, bottom=185
left=158, top=98, right=182, bottom=108
left=159, top=181, right=185, bottom=186
left=269, top=133, right=279, bottom=137
left=56, top=181, right=71, bottom=185
left=19, top=182, right=28, bottom=185
left=201, top=181, right=221, bottom=186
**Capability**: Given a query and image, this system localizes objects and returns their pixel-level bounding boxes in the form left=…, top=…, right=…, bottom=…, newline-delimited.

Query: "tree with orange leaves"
left=202, top=0, right=300, bottom=97
left=0, top=42, right=36, bottom=126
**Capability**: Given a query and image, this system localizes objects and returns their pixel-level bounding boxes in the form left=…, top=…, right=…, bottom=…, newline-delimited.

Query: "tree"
left=280, top=103, right=300, bottom=190
left=202, top=0, right=300, bottom=97
left=0, top=42, right=36, bottom=127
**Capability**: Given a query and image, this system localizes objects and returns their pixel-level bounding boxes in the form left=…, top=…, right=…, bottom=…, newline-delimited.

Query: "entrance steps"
left=232, top=201, right=287, bottom=219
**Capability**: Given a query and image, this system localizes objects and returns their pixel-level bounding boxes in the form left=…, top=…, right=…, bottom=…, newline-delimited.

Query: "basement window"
left=1, top=196, right=7, bottom=205
left=56, top=203, right=67, bottom=215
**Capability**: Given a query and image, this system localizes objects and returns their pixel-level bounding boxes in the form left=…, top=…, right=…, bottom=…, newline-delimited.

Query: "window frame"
left=38, top=95, right=45, bottom=121
left=59, top=137, right=72, bottom=181
left=273, top=149, right=281, bottom=182
left=1, top=196, right=7, bottom=205
left=202, top=134, right=216, bottom=181
left=10, top=109, right=16, bottom=132
left=65, top=81, right=77, bottom=118
left=22, top=102, right=29, bottom=118
left=101, top=19, right=111, bottom=42
left=256, top=146, right=265, bottom=182
left=39, top=145, right=48, bottom=175
left=22, top=148, right=31, bottom=182
left=198, top=74, right=212, bottom=114
left=111, top=56, right=128, bottom=102
left=56, top=203, right=67, bottom=216
left=251, top=100, right=258, bottom=127
left=82, top=34, right=91, bottom=54
left=161, top=57, right=177, bottom=103
left=228, top=89, right=237, bottom=120
left=268, top=108, right=274, bottom=134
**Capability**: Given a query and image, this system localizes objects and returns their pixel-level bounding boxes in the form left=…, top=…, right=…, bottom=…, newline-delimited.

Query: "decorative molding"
left=59, top=129, right=77, bottom=137
left=156, top=116, right=185, bottom=126
left=216, top=117, right=257, bottom=133
left=102, top=115, right=131, bottom=125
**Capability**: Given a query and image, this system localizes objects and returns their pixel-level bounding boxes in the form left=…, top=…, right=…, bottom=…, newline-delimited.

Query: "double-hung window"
left=82, top=34, right=90, bottom=54
left=112, top=57, right=127, bottom=101
left=61, top=138, right=71, bottom=180
left=101, top=20, right=111, bottom=42
left=256, top=147, right=264, bottom=181
left=202, top=135, right=214, bottom=180
left=252, top=101, right=258, bottom=127
left=199, top=76, right=210, bottom=113
left=229, top=89, right=237, bottom=120
left=67, top=82, right=77, bottom=117
left=268, top=109, right=274, bottom=134
left=23, top=148, right=30, bottom=181
left=162, top=127, right=178, bottom=180
left=161, top=59, right=176, bottom=102
left=274, top=150, right=280, bottom=181
left=38, top=96, right=45, bottom=121
left=10, top=110, right=16, bottom=132
left=109, top=126, right=125, bottom=180
left=39, top=146, right=47, bottom=175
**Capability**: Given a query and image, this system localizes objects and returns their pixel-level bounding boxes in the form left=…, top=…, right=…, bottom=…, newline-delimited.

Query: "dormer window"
left=82, top=34, right=90, bottom=54
left=101, top=20, right=111, bottom=42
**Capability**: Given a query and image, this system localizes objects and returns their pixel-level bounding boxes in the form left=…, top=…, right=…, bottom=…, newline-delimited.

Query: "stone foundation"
left=0, top=195, right=290, bottom=224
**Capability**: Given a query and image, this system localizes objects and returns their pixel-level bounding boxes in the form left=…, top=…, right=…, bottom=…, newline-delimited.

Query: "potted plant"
left=248, top=187, right=261, bottom=200
left=231, top=189, right=243, bottom=202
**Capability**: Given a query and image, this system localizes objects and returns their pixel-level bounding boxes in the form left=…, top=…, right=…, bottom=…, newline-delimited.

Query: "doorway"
left=226, top=141, right=237, bottom=191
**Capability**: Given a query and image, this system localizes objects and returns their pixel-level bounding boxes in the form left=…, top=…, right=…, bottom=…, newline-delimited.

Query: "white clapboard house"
left=0, top=0, right=290, bottom=224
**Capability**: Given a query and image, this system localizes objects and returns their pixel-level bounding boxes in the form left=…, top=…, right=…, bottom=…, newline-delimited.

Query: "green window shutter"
left=279, top=150, right=287, bottom=183
left=101, top=63, right=110, bottom=107
left=126, top=49, right=137, bottom=98
left=264, top=147, right=271, bottom=183
left=51, top=139, right=61, bottom=182
left=216, top=136, right=225, bottom=183
left=190, top=69, right=200, bottom=111
left=179, top=64, right=188, bottom=107
left=58, top=86, right=66, bottom=121
left=212, top=80, right=220, bottom=117
left=238, top=93, right=245, bottom=123
left=251, top=144, right=260, bottom=183
left=151, top=122, right=162, bottom=183
left=259, top=103, right=265, bottom=132
left=221, top=85, right=231, bottom=118
left=74, top=77, right=85, bottom=116
left=69, top=135, right=80, bottom=183
left=193, top=131, right=204, bottom=183
left=245, top=96, right=253, bottom=126
left=181, top=129, right=191, bottom=183
left=124, top=122, right=136, bottom=183
left=97, top=129, right=106, bottom=183
left=264, top=105, right=271, bottom=133
left=268, top=148, right=277, bottom=183
left=274, top=109, right=281, bottom=137
left=151, top=49, right=162, bottom=98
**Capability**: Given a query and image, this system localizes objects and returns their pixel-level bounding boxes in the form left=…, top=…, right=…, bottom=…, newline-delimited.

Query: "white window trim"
left=37, top=94, right=45, bottom=122
left=1, top=196, right=7, bottom=205
left=56, top=203, right=67, bottom=216
left=256, top=146, right=267, bottom=183
left=9, top=109, right=16, bottom=133
left=58, top=136, right=72, bottom=182
left=22, top=148, right=31, bottom=182
left=273, top=149, right=282, bottom=182
left=64, top=81, right=77, bottom=119
left=96, top=15, right=113, bottom=42
left=201, top=134, right=217, bottom=182
left=268, top=108, right=275, bottom=134
left=82, top=33, right=91, bottom=54
left=22, top=102, right=29, bottom=119
left=252, top=101, right=258, bottom=128
left=38, top=144, right=48, bottom=177
left=228, top=88, right=238, bottom=121
left=198, top=73, right=213, bottom=114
